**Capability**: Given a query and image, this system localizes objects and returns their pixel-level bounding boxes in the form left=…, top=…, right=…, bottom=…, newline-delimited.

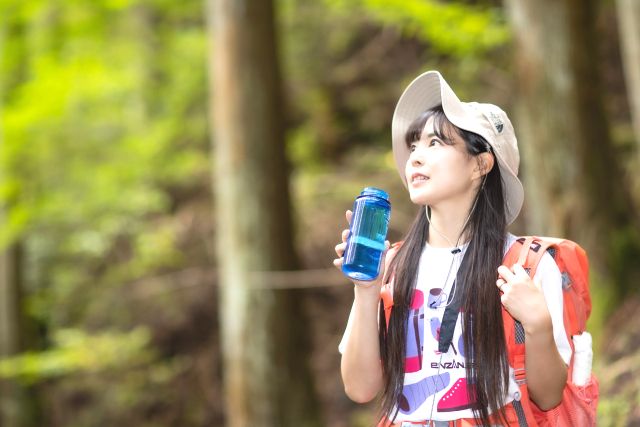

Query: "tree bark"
left=0, top=244, right=28, bottom=427
left=505, top=0, right=640, bottom=297
left=1, top=7, right=52, bottom=427
left=616, top=0, right=640, bottom=152
left=207, top=1, right=321, bottom=426
left=504, top=0, right=576, bottom=236
left=0, top=14, right=31, bottom=426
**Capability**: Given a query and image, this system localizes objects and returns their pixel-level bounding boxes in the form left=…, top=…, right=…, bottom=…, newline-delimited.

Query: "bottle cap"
left=360, top=187, right=389, bottom=201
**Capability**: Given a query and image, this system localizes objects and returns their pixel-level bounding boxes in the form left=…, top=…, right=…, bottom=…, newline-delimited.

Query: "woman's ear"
left=474, top=152, right=495, bottom=178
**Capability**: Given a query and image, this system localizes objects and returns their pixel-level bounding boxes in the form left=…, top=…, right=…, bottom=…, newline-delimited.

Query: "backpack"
left=501, top=236, right=599, bottom=426
left=379, top=236, right=599, bottom=426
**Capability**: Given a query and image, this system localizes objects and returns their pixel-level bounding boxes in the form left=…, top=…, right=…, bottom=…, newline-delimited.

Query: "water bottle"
left=572, top=332, right=593, bottom=386
left=342, top=187, right=391, bottom=281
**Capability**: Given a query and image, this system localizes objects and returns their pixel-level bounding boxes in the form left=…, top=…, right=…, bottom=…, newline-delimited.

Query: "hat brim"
left=391, top=71, right=524, bottom=225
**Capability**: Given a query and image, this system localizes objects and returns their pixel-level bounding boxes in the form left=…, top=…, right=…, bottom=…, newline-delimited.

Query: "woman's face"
left=404, top=117, right=479, bottom=208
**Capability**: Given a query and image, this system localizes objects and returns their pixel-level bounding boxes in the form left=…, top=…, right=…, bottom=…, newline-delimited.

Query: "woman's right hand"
left=333, top=209, right=390, bottom=290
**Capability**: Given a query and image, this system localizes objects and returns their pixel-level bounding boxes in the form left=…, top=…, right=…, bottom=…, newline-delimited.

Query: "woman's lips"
left=410, top=173, right=429, bottom=184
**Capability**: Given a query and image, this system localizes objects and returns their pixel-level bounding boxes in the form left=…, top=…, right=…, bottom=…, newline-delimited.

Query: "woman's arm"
left=522, top=315, right=567, bottom=410
left=339, top=284, right=385, bottom=402
left=334, top=209, right=389, bottom=402
left=497, top=264, right=568, bottom=410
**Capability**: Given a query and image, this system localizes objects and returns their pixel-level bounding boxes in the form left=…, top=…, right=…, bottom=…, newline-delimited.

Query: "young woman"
left=333, top=71, right=572, bottom=426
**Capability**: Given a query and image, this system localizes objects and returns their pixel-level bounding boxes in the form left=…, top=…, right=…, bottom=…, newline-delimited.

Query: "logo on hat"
left=488, top=111, right=504, bottom=134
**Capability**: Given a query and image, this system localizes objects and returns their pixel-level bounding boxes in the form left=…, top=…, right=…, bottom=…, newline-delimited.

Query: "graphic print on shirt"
left=405, top=290, right=425, bottom=373
left=374, top=234, right=572, bottom=421
left=437, top=377, right=476, bottom=412
left=426, top=285, right=475, bottom=413
left=427, top=287, right=448, bottom=309
left=457, top=334, right=465, bottom=358
left=434, top=327, right=475, bottom=412
left=398, top=372, right=451, bottom=415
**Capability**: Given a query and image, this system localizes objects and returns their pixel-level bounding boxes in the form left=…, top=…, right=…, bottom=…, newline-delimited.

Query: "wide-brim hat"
left=391, top=70, right=524, bottom=225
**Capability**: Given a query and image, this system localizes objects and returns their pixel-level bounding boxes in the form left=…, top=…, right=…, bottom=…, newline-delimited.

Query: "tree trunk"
left=505, top=0, right=640, bottom=298
left=0, top=245, right=28, bottom=427
left=504, top=0, right=576, bottom=236
left=207, top=1, right=322, bottom=426
left=0, top=13, right=29, bottom=425
left=616, top=0, right=640, bottom=152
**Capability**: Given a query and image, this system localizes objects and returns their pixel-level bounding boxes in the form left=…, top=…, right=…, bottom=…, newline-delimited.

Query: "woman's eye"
left=428, top=139, right=440, bottom=147
left=409, top=143, right=417, bottom=152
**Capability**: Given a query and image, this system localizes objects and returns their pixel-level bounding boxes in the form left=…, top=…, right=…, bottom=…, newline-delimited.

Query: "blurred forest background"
left=1, top=0, right=640, bottom=426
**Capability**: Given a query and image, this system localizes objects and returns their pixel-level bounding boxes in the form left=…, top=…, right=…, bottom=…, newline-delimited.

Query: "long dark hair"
left=378, top=105, right=509, bottom=425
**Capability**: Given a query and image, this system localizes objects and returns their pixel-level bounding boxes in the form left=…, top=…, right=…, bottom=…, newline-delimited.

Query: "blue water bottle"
left=342, top=187, right=391, bottom=281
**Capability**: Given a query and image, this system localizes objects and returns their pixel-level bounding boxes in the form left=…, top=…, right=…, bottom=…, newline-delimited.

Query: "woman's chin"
left=408, top=191, right=431, bottom=206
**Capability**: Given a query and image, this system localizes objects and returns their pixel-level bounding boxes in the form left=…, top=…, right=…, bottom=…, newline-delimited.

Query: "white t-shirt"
left=338, top=233, right=572, bottom=422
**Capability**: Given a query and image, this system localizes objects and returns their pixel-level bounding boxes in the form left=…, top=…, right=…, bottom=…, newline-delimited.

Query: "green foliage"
left=0, top=0, right=211, bottom=422
left=597, top=397, right=633, bottom=427
left=0, top=2, right=208, bottom=245
left=324, top=0, right=510, bottom=56
left=0, top=327, right=153, bottom=384
left=280, top=0, right=511, bottom=181
left=608, top=225, right=640, bottom=298
left=587, top=270, right=616, bottom=353
left=0, top=0, right=209, bottom=327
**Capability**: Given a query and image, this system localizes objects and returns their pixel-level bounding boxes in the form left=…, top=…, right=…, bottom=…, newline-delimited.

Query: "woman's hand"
left=333, top=209, right=390, bottom=292
left=498, top=264, right=568, bottom=410
left=496, top=264, right=552, bottom=335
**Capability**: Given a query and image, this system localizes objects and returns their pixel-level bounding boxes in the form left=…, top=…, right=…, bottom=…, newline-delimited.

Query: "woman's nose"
left=410, top=149, right=424, bottom=167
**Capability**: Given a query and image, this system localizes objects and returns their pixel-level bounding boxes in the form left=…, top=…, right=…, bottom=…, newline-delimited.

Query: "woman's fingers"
left=333, top=257, right=342, bottom=268
left=512, top=263, right=530, bottom=280
left=333, top=213, right=352, bottom=271
left=533, top=277, right=543, bottom=291
left=497, top=265, right=516, bottom=282
left=496, top=278, right=507, bottom=292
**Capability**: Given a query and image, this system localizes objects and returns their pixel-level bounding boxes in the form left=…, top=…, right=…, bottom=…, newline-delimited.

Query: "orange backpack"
left=501, top=236, right=599, bottom=426
left=379, top=236, right=599, bottom=426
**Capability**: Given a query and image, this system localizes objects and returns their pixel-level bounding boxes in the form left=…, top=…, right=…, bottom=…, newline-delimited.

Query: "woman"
left=333, top=71, right=571, bottom=426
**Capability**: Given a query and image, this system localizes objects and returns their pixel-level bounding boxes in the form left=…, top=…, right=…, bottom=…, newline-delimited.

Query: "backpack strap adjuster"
left=514, top=367, right=527, bottom=385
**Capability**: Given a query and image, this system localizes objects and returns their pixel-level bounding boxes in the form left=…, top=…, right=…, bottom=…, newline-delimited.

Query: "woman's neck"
left=426, top=204, right=473, bottom=248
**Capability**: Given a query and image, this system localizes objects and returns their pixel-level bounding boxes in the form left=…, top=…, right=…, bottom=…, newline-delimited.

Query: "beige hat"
left=391, top=70, right=524, bottom=225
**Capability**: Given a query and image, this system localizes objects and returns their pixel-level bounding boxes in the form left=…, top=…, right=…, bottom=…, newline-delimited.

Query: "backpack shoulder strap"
left=502, top=237, right=554, bottom=375
left=504, top=236, right=554, bottom=276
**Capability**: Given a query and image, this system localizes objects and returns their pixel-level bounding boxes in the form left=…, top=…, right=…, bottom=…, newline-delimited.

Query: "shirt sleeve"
left=534, top=251, right=573, bottom=365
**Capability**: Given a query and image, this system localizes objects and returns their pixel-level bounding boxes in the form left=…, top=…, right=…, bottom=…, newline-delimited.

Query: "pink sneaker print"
left=436, top=378, right=476, bottom=412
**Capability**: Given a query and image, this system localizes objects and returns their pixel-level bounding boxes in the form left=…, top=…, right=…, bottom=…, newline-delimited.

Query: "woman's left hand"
left=496, top=264, right=552, bottom=335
